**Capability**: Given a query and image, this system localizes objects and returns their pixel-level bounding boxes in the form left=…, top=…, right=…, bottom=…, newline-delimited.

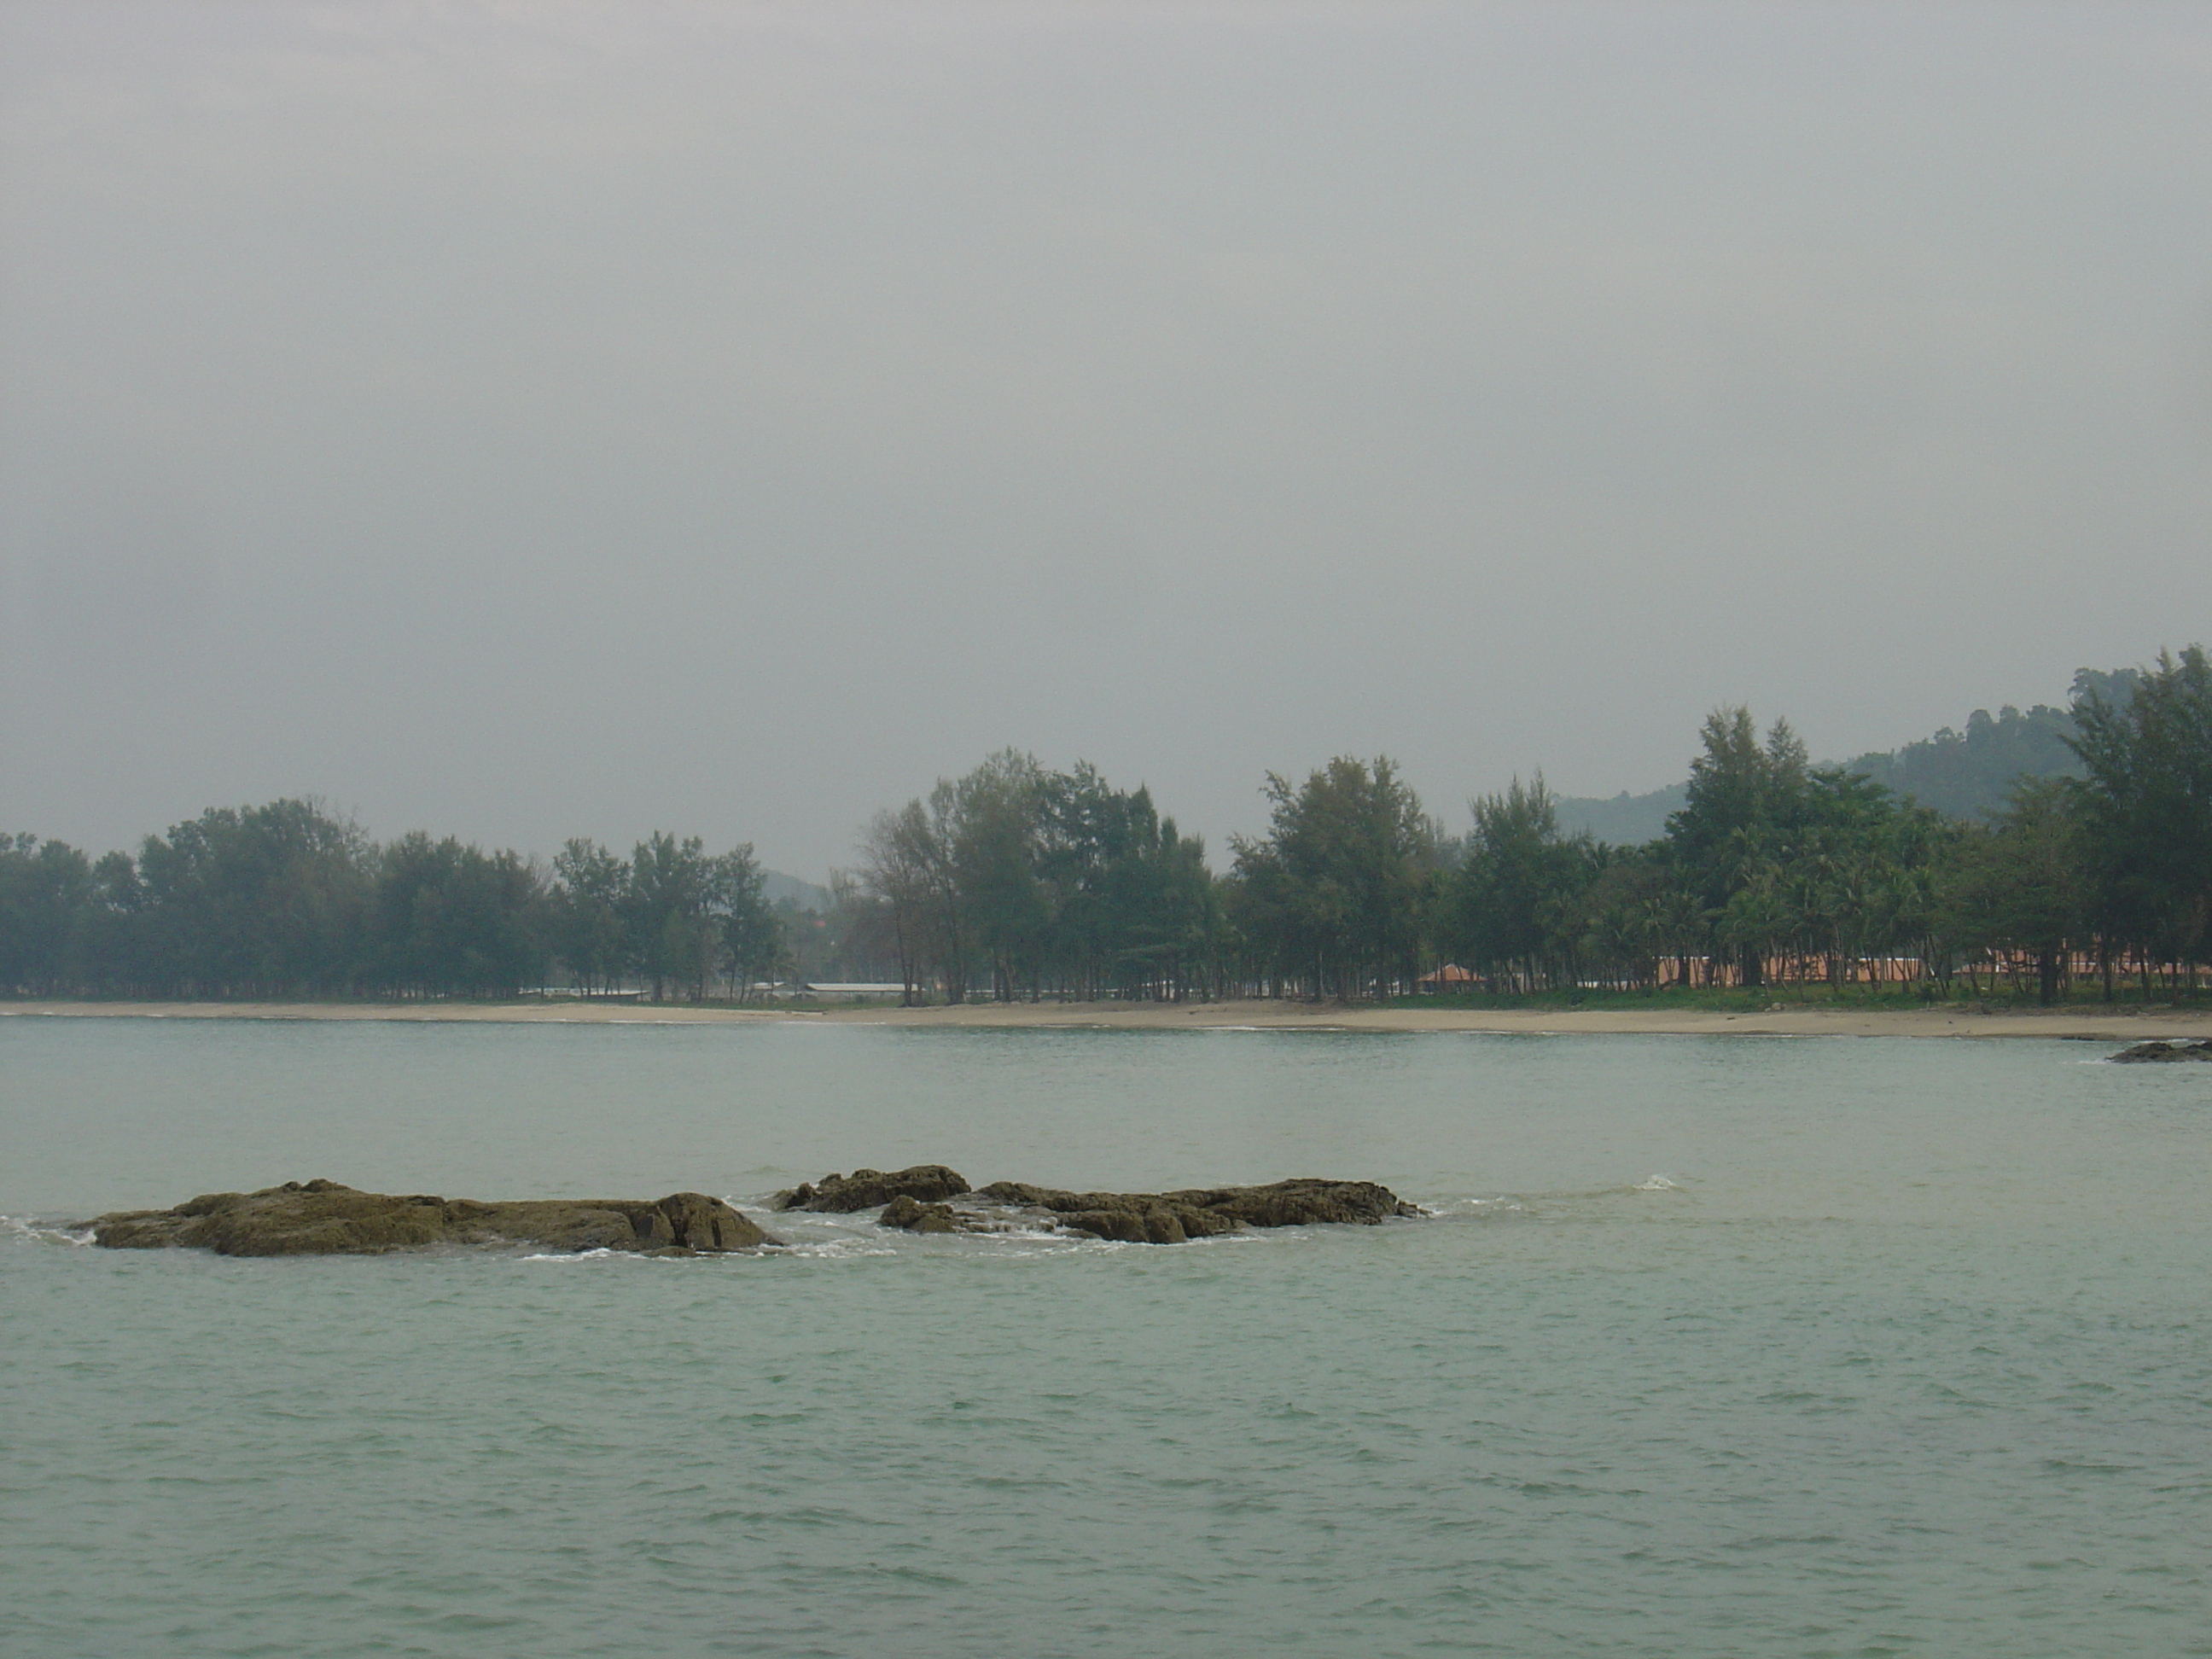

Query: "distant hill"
left=1552, top=667, right=2139, bottom=843
left=1838, top=703, right=2080, bottom=822
left=761, top=870, right=831, bottom=911
left=1551, top=783, right=1687, bottom=846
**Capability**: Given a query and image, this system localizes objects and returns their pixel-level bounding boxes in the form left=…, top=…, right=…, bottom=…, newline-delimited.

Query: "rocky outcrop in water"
left=90, top=1179, right=780, bottom=1256
left=878, top=1194, right=1003, bottom=1234
left=95, top=1169, right=1420, bottom=1255
left=775, top=1165, right=970, bottom=1212
left=848, top=1173, right=1422, bottom=1243
left=2109, top=1039, right=2212, bottom=1063
left=972, top=1183, right=1237, bottom=1243
left=980, top=1178, right=1423, bottom=1242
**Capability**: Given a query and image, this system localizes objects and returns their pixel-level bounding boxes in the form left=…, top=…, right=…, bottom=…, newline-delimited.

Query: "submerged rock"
left=776, top=1165, right=969, bottom=1212
left=90, top=1179, right=780, bottom=1256
left=2109, top=1039, right=2212, bottom=1063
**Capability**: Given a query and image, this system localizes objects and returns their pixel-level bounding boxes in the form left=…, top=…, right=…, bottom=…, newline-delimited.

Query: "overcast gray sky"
left=4, top=1, right=2209, bottom=878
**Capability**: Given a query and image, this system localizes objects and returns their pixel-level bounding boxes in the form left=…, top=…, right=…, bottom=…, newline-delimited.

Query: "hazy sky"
left=4, top=2, right=2209, bottom=878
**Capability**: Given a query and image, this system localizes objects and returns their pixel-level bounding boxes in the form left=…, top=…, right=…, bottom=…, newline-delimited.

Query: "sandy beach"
left=3, top=997, right=2205, bottom=1041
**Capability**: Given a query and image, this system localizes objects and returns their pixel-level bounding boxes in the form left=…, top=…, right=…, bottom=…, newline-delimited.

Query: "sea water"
left=3, top=1017, right=2208, bottom=1656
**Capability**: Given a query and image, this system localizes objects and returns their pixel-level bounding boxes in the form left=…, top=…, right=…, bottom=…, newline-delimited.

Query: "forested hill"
left=1841, top=703, right=2079, bottom=822
left=760, top=870, right=831, bottom=910
left=1551, top=783, right=1689, bottom=847
left=1554, top=668, right=2139, bottom=844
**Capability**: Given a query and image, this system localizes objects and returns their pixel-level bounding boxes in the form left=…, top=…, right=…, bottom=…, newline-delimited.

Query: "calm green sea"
left=4, top=1017, right=2209, bottom=1656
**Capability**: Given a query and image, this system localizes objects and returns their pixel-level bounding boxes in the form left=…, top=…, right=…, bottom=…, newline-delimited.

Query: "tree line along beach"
left=5, top=998, right=2208, bottom=1043
left=3, top=649, right=2207, bottom=1015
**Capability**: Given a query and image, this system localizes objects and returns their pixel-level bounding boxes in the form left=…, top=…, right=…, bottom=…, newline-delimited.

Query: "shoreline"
left=3, top=998, right=2206, bottom=1041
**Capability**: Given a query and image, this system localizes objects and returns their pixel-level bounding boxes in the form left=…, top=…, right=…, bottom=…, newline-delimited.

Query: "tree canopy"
left=0, top=802, right=785, bottom=1001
